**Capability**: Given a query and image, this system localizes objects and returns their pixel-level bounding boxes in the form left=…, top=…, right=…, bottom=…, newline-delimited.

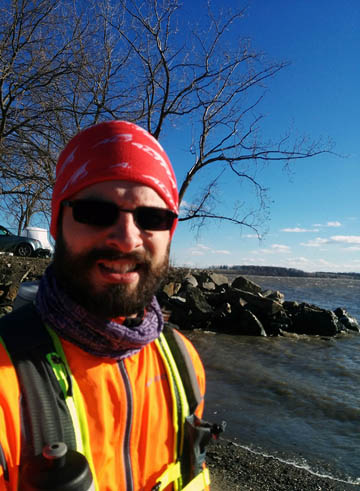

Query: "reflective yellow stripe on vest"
left=182, top=468, right=210, bottom=491
left=156, top=333, right=190, bottom=441
left=154, top=461, right=182, bottom=490
left=154, top=332, right=210, bottom=491
left=155, top=333, right=190, bottom=490
left=45, top=327, right=99, bottom=491
left=154, top=464, right=210, bottom=491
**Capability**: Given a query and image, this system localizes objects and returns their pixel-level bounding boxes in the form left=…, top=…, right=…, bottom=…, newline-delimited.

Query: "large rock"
left=228, top=309, right=267, bottom=336
left=266, top=309, right=292, bottom=336
left=183, top=274, right=198, bottom=288
left=186, top=286, right=213, bottom=322
left=207, top=272, right=229, bottom=287
left=284, top=304, right=342, bottom=336
left=202, top=281, right=216, bottom=292
left=192, top=271, right=229, bottom=292
left=168, top=297, right=192, bottom=329
left=334, top=308, right=360, bottom=333
left=262, top=290, right=285, bottom=304
left=162, top=281, right=182, bottom=297
left=229, top=289, right=284, bottom=317
left=231, top=276, right=262, bottom=294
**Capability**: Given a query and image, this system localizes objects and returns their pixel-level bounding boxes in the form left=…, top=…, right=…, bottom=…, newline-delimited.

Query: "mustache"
left=84, top=247, right=151, bottom=264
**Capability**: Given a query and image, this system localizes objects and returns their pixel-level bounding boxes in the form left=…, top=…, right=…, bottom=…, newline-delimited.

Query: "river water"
left=187, top=276, right=360, bottom=486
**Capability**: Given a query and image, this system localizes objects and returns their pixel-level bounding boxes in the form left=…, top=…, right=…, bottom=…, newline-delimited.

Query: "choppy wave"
left=188, top=276, right=360, bottom=482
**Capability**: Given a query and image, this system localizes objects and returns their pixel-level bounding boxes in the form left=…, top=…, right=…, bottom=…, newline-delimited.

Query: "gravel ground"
left=207, top=439, right=359, bottom=491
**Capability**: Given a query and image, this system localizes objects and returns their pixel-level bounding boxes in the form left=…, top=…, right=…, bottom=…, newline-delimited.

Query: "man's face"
left=53, top=181, right=171, bottom=318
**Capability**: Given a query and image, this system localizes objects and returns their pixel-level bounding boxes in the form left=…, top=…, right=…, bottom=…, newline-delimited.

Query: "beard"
left=52, top=231, right=169, bottom=319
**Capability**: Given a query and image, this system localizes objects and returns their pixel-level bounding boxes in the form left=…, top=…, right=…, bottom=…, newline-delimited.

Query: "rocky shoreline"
left=1, top=256, right=359, bottom=338
left=159, top=269, right=360, bottom=338
left=207, top=438, right=359, bottom=490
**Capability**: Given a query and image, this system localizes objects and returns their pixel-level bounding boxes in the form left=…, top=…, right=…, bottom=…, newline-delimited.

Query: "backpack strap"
left=0, top=303, right=76, bottom=458
left=155, top=323, right=222, bottom=490
left=162, top=324, right=203, bottom=415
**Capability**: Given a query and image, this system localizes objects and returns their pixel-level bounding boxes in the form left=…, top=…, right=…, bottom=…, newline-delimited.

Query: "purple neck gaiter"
left=35, top=265, right=163, bottom=360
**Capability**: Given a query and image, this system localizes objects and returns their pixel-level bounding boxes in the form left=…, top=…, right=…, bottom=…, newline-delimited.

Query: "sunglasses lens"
left=72, top=201, right=118, bottom=227
left=136, top=207, right=176, bottom=231
left=67, top=201, right=176, bottom=230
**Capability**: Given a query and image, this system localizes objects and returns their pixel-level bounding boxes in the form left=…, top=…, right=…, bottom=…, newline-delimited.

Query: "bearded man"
left=0, top=121, right=210, bottom=490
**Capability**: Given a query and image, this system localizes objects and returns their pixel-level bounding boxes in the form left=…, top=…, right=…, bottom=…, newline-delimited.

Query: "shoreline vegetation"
left=207, top=438, right=359, bottom=490
left=212, top=265, right=360, bottom=280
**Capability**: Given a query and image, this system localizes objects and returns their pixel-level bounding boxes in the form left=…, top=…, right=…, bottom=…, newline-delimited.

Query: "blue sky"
left=3, top=1, right=359, bottom=273
left=168, top=0, right=360, bottom=272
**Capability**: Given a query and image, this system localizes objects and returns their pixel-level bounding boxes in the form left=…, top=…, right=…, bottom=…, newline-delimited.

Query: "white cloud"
left=301, top=238, right=329, bottom=247
left=281, top=222, right=341, bottom=234
left=251, top=244, right=291, bottom=255
left=290, top=256, right=311, bottom=264
left=313, top=221, right=342, bottom=228
left=197, top=244, right=211, bottom=250
left=282, top=227, right=319, bottom=233
left=330, top=235, right=360, bottom=244
left=317, top=258, right=333, bottom=266
left=190, top=250, right=205, bottom=256
left=301, top=235, right=360, bottom=247
left=188, top=243, right=230, bottom=257
left=271, top=244, right=291, bottom=253
left=284, top=256, right=331, bottom=269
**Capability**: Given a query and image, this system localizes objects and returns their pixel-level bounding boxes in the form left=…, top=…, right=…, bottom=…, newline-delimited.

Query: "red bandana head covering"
left=50, top=121, right=178, bottom=239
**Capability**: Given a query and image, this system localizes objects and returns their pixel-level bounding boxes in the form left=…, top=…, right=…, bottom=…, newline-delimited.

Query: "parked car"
left=21, top=227, right=53, bottom=257
left=0, top=225, right=52, bottom=257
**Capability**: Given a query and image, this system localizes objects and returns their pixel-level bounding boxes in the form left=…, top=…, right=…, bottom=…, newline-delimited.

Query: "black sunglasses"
left=62, top=199, right=178, bottom=231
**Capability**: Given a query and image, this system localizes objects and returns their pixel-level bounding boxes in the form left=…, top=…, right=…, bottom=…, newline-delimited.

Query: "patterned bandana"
left=35, top=265, right=163, bottom=360
left=50, top=120, right=178, bottom=239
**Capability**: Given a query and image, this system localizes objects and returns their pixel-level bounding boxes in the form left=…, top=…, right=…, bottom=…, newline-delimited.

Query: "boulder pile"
left=158, top=270, right=360, bottom=337
left=0, top=255, right=359, bottom=337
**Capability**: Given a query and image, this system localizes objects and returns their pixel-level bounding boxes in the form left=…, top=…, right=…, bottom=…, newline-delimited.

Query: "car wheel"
left=15, top=243, right=33, bottom=257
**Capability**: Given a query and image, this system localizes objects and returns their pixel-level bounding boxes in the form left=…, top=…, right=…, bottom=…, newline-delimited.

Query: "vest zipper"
left=118, top=360, right=134, bottom=491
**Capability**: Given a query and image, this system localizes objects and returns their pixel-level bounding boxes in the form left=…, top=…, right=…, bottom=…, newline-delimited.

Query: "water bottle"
left=13, top=281, right=39, bottom=310
left=19, top=442, right=95, bottom=491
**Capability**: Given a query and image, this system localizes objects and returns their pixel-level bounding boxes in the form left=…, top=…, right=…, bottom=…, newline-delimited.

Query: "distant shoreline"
left=210, top=265, right=360, bottom=280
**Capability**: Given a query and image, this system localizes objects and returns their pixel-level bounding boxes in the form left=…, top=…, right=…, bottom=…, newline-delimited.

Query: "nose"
left=104, top=210, right=143, bottom=252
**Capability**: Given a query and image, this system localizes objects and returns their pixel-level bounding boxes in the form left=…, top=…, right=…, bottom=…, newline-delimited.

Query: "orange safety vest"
left=0, top=305, right=211, bottom=491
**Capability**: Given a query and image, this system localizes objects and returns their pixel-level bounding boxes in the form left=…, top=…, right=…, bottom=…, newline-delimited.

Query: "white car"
left=0, top=226, right=52, bottom=257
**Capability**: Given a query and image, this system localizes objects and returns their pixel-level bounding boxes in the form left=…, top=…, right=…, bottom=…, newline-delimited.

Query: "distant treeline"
left=213, top=265, right=360, bottom=280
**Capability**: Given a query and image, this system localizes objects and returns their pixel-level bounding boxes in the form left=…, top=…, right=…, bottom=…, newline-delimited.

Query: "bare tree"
left=0, top=0, right=331, bottom=235
left=0, top=0, right=87, bottom=225
left=101, top=0, right=330, bottom=234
